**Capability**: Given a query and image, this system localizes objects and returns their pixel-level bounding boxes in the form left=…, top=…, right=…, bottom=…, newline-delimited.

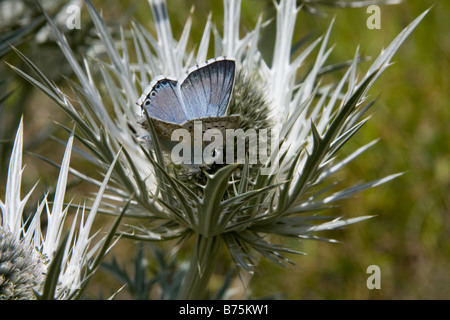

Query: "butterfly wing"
left=182, top=115, right=240, bottom=135
left=182, top=115, right=241, bottom=148
left=139, top=77, right=188, bottom=124
left=180, top=58, right=236, bottom=119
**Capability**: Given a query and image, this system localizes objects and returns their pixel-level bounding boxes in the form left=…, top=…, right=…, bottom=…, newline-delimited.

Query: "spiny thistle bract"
left=4, top=0, right=428, bottom=299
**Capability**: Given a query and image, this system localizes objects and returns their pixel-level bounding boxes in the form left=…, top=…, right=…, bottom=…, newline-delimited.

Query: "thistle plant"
left=0, top=119, right=125, bottom=299
left=3, top=0, right=428, bottom=299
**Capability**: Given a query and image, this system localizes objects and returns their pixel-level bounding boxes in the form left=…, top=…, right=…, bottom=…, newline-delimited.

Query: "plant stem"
left=178, top=234, right=221, bottom=300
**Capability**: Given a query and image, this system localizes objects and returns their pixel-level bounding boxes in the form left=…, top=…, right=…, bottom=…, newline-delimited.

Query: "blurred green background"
left=1, top=0, right=448, bottom=299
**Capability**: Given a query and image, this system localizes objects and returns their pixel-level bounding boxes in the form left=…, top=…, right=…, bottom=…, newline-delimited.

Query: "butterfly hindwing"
left=140, top=78, right=187, bottom=124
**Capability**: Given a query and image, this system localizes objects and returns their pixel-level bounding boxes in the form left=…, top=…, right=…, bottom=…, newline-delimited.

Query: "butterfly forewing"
left=181, top=58, right=236, bottom=119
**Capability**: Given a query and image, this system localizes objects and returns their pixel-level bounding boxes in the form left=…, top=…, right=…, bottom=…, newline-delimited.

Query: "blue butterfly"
left=137, top=57, right=240, bottom=146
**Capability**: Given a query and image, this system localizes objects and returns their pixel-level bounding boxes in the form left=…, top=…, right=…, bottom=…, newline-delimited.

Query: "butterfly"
left=137, top=57, right=240, bottom=153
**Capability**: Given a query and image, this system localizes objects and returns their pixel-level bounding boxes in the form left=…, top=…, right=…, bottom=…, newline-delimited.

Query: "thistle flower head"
left=0, top=227, right=46, bottom=300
